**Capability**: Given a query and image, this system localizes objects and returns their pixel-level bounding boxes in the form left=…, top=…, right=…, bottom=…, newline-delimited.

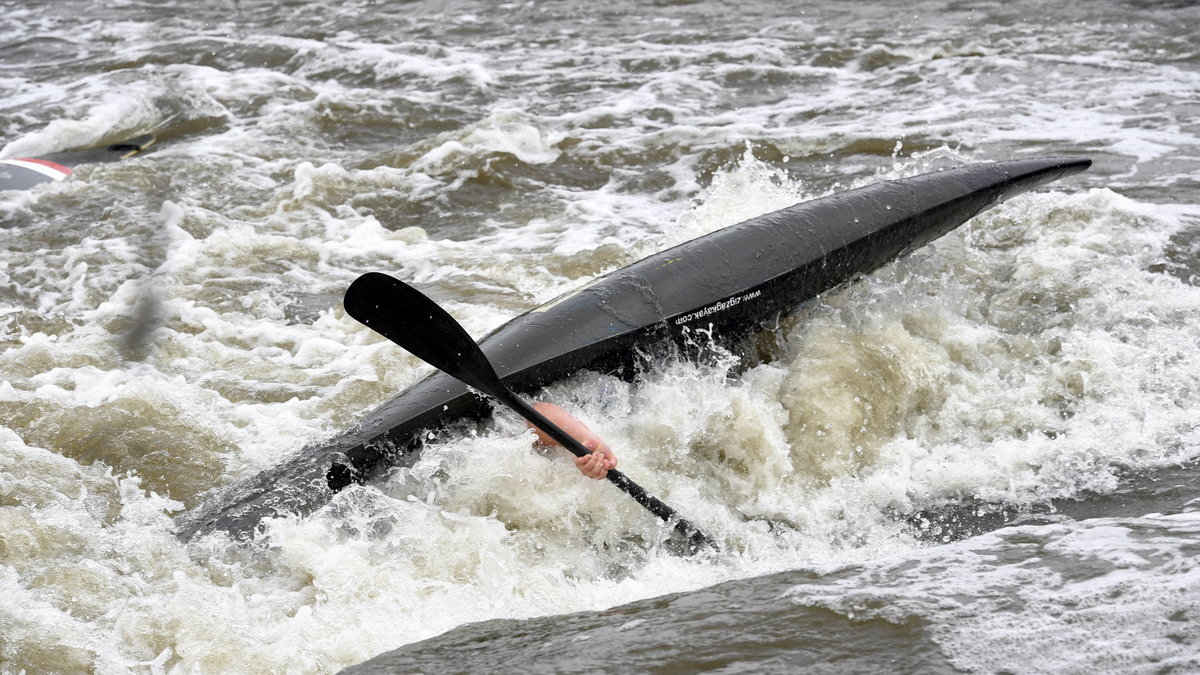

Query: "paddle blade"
left=343, top=272, right=503, bottom=396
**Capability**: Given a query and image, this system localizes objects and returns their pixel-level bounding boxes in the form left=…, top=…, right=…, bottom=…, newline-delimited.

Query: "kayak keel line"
left=174, top=156, right=1091, bottom=543
left=343, top=271, right=716, bottom=551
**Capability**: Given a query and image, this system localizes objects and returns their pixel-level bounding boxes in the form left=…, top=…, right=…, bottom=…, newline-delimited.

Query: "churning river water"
left=2, top=0, right=1198, bottom=672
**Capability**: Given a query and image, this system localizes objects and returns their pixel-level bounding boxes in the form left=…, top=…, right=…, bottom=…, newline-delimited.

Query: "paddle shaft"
left=496, top=389, right=714, bottom=550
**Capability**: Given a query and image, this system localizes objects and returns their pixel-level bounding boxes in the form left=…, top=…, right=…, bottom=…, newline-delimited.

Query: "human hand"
left=529, top=402, right=619, bottom=480
left=573, top=438, right=617, bottom=480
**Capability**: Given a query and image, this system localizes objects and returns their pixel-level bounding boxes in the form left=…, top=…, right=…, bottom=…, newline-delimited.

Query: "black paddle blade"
left=343, top=272, right=503, bottom=397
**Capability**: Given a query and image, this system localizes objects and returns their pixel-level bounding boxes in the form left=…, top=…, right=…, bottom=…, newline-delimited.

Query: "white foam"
left=411, top=109, right=565, bottom=173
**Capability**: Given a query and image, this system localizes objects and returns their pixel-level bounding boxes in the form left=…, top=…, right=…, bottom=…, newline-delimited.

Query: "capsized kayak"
left=0, top=134, right=155, bottom=192
left=175, top=156, right=1091, bottom=541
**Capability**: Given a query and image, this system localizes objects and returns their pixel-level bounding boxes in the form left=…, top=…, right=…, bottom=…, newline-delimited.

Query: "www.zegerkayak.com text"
left=674, top=289, right=763, bottom=326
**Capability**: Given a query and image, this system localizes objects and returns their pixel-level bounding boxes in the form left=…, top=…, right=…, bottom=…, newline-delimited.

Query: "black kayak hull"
left=176, top=157, right=1091, bottom=541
